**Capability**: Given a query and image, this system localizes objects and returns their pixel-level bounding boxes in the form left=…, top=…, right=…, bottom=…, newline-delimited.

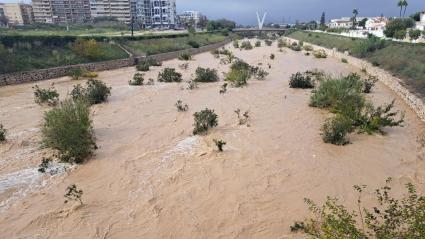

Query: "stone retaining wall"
left=0, top=38, right=232, bottom=86
left=0, top=58, right=135, bottom=86
left=284, top=37, right=425, bottom=122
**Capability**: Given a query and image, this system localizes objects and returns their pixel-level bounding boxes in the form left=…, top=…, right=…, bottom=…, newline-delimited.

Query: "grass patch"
left=287, top=31, right=425, bottom=98
left=0, top=42, right=128, bottom=74
left=126, top=33, right=226, bottom=55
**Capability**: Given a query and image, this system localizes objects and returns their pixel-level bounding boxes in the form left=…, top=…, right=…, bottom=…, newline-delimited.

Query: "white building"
left=328, top=17, right=367, bottom=29
left=365, top=17, right=388, bottom=31
left=178, top=10, right=201, bottom=26
left=135, top=0, right=176, bottom=28
left=90, top=0, right=132, bottom=24
left=0, top=3, right=34, bottom=25
left=415, top=11, right=425, bottom=31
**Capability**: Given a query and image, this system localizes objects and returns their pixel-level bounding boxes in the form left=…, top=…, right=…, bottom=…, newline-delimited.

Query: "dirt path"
left=1, top=40, right=424, bottom=238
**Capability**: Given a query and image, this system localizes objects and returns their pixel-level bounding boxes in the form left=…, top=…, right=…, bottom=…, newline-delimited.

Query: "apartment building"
left=178, top=10, right=202, bottom=27
left=135, top=0, right=176, bottom=28
left=90, top=0, right=132, bottom=24
left=0, top=3, right=34, bottom=25
left=32, top=0, right=91, bottom=24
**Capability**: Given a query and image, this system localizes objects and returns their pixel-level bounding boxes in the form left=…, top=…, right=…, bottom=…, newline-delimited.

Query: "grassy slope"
left=1, top=43, right=128, bottom=74
left=288, top=31, right=425, bottom=98
left=125, top=33, right=226, bottom=55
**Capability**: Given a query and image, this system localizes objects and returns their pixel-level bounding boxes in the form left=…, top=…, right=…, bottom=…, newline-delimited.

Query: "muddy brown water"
left=0, top=40, right=424, bottom=238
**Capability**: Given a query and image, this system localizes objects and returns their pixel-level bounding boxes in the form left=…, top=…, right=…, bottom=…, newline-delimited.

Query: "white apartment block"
left=178, top=10, right=202, bottom=27
left=135, top=0, right=176, bottom=28
left=90, top=0, right=132, bottom=23
left=0, top=3, right=34, bottom=25
left=32, top=0, right=91, bottom=24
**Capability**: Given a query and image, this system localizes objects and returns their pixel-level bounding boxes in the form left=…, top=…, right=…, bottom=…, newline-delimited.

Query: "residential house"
left=415, top=11, right=425, bottom=31
left=365, top=17, right=388, bottom=31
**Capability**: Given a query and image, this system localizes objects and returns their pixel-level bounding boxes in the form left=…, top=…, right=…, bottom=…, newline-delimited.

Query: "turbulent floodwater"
left=0, top=40, right=424, bottom=238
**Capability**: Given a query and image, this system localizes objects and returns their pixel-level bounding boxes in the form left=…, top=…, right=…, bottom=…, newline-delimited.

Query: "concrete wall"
left=0, top=38, right=232, bottom=86
left=285, top=37, right=425, bottom=122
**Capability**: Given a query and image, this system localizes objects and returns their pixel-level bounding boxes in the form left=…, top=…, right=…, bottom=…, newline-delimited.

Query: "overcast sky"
left=177, top=0, right=424, bottom=25
left=0, top=0, right=423, bottom=24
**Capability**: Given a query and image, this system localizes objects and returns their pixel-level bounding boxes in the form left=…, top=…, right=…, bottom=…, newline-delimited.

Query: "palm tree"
left=397, top=0, right=403, bottom=17
left=402, top=0, right=408, bottom=17
left=352, top=9, right=359, bottom=28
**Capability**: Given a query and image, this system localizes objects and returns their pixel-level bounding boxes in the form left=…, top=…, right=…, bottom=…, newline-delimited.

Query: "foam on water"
left=0, top=162, right=72, bottom=211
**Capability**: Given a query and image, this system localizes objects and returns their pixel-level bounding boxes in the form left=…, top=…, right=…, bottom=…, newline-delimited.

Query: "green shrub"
left=291, top=44, right=302, bottom=51
left=175, top=100, right=189, bottom=112
left=293, top=179, right=425, bottom=238
left=178, top=51, right=192, bottom=61
left=219, top=83, right=228, bottom=94
left=321, top=115, right=352, bottom=145
left=235, top=109, right=250, bottom=125
left=72, top=38, right=105, bottom=60
left=158, top=68, right=182, bottom=82
left=356, top=100, right=404, bottom=135
left=69, top=68, right=83, bottom=80
left=82, top=71, right=98, bottom=78
left=193, top=108, right=218, bottom=135
left=233, top=40, right=239, bottom=48
left=394, top=30, right=407, bottom=40
left=384, top=18, right=415, bottom=38
left=129, top=73, right=144, bottom=85
left=136, top=61, right=150, bottom=71
left=136, top=57, right=162, bottom=72
left=240, top=41, right=253, bottom=50
left=265, top=39, right=273, bottom=46
left=313, top=49, right=327, bottom=58
left=187, top=40, right=200, bottom=48
left=289, top=72, right=315, bottom=89
left=186, top=80, right=198, bottom=90
left=255, top=40, right=261, bottom=47
left=310, top=74, right=363, bottom=110
left=362, top=75, right=378, bottom=93
left=42, top=99, right=96, bottom=163
left=226, top=68, right=249, bottom=87
left=270, top=54, right=275, bottom=60
left=70, top=79, right=111, bottom=105
left=38, top=157, right=52, bottom=173
left=409, top=29, right=422, bottom=40
left=303, top=45, right=314, bottom=51
left=194, top=67, right=219, bottom=82
left=0, top=124, right=6, bottom=142
left=277, top=39, right=286, bottom=48
left=146, top=57, right=162, bottom=66
left=64, top=184, right=83, bottom=205
left=341, top=58, right=348, bottom=63
left=213, top=139, right=226, bottom=151
left=252, top=67, right=269, bottom=80
left=33, top=84, right=60, bottom=106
